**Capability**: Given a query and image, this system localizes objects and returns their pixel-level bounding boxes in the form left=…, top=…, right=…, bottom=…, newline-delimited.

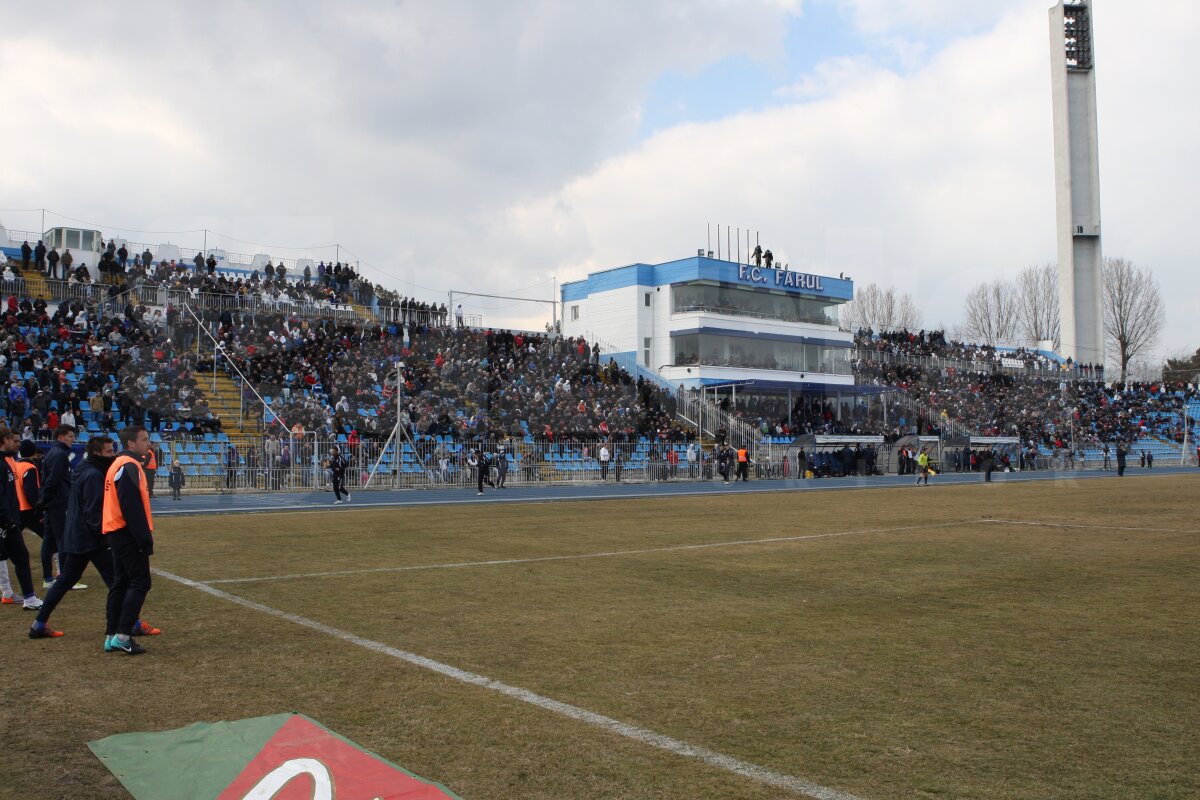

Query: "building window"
left=670, top=333, right=850, bottom=375
left=671, top=281, right=839, bottom=326
left=644, top=292, right=651, bottom=307
left=643, top=337, right=652, bottom=368
left=570, top=305, right=579, bottom=321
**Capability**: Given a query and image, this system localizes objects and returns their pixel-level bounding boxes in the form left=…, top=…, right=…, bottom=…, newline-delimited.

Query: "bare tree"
left=1163, top=347, right=1200, bottom=384
left=961, top=280, right=1020, bottom=346
left=1103, top=257, right=1165, bottom=383
left=842, top=283, right=923, bottom=333
left=1015, top=263, right=1059, bottom=347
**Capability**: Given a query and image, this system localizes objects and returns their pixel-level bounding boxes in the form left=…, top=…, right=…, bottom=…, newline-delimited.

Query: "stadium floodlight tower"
left=1049, top=0, right=1105, bottom=368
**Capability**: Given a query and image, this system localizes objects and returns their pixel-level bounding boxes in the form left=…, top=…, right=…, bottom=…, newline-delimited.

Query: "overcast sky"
left=1, top=1, right=1196, bottom=359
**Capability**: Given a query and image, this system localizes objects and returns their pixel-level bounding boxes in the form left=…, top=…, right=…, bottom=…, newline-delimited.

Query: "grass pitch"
left=2, top=474, right=1198, bottom=799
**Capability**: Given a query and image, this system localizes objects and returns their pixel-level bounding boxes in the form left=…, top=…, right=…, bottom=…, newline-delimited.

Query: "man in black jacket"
left=0, top=426, right=40, bottom=609
left=30, top=437, right=116, bottom=640
left=102, top=427, right=155, bottom=655
left=329, top=446, right=349, bottom=504
left=39, top=426, right=83, bottom=589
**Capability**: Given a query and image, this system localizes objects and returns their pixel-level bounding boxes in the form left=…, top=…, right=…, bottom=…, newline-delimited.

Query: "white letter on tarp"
left=241, top=758, right=333, bottom=800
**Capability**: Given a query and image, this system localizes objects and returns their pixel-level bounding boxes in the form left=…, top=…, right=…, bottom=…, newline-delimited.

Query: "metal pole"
left=203, top=229, right=207, bottom=255
left=552, top=277, right=557, bottom=333
left=41, top=208, right=45, bottom=235
left=737, top=227, right=741, bottom=264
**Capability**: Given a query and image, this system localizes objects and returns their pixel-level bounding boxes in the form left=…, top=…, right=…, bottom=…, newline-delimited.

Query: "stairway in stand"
left=200, top=371, right=262, bottom=454
left=20, top=268, right=51, bottom=300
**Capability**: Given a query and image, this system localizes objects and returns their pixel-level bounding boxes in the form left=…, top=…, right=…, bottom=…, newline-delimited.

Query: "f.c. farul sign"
left=736, top=264, right=824, bottom=292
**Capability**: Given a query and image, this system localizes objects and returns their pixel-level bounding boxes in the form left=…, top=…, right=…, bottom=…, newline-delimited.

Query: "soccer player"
left=10, top=439, right=69, bottom=590
left=102, top=427, right=156, bottom=655
left=40, top=426, right=86, bottom=590
left=329, top=446, right=350, bottom=505
left=0, top=427, right=41, bottom=610
left=30, top=436, right=161, bottom=641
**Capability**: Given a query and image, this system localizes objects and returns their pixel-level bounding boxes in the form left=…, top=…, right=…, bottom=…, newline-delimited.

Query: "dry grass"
left=1, top=474, right=1198, bottom=799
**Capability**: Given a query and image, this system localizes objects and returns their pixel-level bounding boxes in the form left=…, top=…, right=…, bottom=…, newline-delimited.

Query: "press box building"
left=560, top=255, right=855, bottom=401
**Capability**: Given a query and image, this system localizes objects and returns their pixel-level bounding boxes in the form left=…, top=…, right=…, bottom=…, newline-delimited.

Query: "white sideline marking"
left=154, top=567, right=866, bottom=800
left=983, top=519, right=1199, bottom=534
left=205, top=521, right=970, bottom=585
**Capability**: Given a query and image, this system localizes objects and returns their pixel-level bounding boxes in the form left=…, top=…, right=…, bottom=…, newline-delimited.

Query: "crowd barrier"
left=34, top=436, right=797, bottom=496
left=21, top=434, right=1190, bottom=498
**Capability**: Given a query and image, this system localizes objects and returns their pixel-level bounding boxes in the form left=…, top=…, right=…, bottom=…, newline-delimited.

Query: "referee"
left=329, top=446, right=350, bottom=505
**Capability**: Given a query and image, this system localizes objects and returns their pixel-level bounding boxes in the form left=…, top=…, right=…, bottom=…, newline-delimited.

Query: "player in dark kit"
left=10, top=440, right=56, bottom=587
left=31, top=435, right=162, bottom=642
left=0, top=426, right=41, bottom=610
left=40, top=426, right=84, bottom=589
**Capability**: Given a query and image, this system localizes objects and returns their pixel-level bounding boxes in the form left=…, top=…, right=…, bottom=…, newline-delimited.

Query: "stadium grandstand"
left=1, top=220, right=1197, bottom=497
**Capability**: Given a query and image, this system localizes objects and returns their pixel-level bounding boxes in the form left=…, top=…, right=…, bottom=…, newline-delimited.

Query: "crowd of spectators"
left=855, top=355, right=1195, bottom=449
left=211, top=312, right=690, bottom=446
left=17, top=237, right=452, bottom=325
left=0, top=286, right=220, bottom=438
left=853, top=328, right=1100, bottom=373
left=712, top=393, right=922, bottom=442
left=5, top=242, right=1195, bottom=464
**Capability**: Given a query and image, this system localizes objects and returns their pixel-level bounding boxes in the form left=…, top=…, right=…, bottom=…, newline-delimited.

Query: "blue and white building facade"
left=561, top=255, right=854, bottom=396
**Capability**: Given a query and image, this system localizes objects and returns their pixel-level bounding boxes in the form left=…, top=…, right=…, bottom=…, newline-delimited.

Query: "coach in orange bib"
left=103, top=427, right=155, bottom=655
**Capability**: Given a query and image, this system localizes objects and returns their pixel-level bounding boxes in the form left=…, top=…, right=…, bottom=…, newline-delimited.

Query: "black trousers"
left=477, top=468, right=493, bottom=493
left=21, top=509, right=53, bottom=582
left=599, top=462, right=609, bottom=480
left=106, top=531, right=151, bottom=638
left=2, top=525, right=35, bottom=597
left=144, top=470, right=157, bottom=497
left=37, top=548, right=115, bottom=630
left=332, top=472, right=347, bottom=501
left=496, top=466, right=507, bottom=488
left=736, top=462, right=749, bottom=481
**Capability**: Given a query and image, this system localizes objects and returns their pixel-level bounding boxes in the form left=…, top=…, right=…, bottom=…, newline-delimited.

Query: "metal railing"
left=136, top=436, right=746, bottom=494
left=852, top=347, right=1103, bottom=380
left=675, top=387, right=762, bottom=448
